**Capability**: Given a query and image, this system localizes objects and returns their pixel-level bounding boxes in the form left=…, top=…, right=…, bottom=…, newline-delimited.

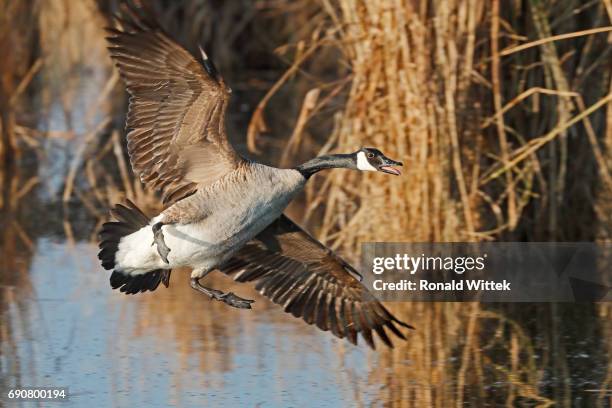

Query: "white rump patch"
left=115, top=225, right=162, bottom=273
left=356, top=151, right=377, bottom=171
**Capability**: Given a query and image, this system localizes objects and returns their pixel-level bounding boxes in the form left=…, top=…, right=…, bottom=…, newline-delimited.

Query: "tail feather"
left=109, top=269, right=170, bottom=294
left=98, top=199, right=171, bottom=294
left=110, top=200, right=149, bottom=228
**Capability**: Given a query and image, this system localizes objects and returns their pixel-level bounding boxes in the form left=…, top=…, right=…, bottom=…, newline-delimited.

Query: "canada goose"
left=98, top=3, right=412, bottom=349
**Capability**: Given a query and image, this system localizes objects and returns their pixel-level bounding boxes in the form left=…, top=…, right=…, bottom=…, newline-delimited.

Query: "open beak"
left=378, top=157, right=403, bottom=176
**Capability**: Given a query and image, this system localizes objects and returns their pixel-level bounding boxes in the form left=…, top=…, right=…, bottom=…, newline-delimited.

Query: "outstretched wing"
left=106, top=3, right=243, bottom=205
left=218, top=215, right=414, bottom=349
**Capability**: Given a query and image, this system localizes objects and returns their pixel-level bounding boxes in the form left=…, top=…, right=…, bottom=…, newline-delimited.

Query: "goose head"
left=296, top=147, right=403, bottom=178
left=355, top=147, right=403, bottom=175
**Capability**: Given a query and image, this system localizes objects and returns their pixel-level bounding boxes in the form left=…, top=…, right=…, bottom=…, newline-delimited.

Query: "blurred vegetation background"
left=1, top=0, right=611, bottom=406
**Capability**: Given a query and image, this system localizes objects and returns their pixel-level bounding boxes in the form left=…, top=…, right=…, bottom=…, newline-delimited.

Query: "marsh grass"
left=0, top=0, right=611, bottom=406
left=276, top=0, right=612, bottom=247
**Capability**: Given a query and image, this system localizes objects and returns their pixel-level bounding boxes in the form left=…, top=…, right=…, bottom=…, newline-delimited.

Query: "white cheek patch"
left=356, top=151, right=378, bottom=171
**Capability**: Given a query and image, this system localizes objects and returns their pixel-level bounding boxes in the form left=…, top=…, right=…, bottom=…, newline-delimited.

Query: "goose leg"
left=190, top=277, right=254, bottom=309
left=152, top=222, right=171, bottom=264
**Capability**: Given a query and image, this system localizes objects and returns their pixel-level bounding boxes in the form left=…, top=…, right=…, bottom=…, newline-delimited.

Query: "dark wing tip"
left=393, top=316, right=416, bottom=330
left=362, top=328, right=375, bottom=349
left=198, top=45, right=223, bottom=85
left=373, top=325, right=394, bottom=348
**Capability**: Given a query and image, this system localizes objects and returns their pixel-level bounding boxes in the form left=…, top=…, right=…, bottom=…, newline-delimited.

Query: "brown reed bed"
left=264, top=0, right=612, bottom=247
left=2, top=1, right=610, bottom=243
left=0, top=0, right=610, bottom=406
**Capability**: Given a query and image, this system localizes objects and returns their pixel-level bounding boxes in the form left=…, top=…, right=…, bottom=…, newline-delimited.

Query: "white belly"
left=114, top=166, right=304, bottom=275
left=165, top=200, right=286, bottom=270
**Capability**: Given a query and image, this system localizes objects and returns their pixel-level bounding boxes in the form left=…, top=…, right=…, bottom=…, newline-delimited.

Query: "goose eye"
left=367, top=153, right=374, bottom=158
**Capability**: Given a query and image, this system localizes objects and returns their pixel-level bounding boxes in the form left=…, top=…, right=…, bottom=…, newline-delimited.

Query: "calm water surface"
left=2, top=236, right=387, bottom=407
left=1, top=213, right=610, bottom=407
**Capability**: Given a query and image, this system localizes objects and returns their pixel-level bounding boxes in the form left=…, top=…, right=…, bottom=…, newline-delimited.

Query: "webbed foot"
left=190, top=278, right=254, bottom=309
left=218, top=292, right=255, bottom=309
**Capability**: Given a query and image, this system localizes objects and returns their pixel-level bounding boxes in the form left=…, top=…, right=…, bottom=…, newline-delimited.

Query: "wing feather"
left=106, top=3, right=243, bottom=206
left=218, top=215, right=414, bottom=349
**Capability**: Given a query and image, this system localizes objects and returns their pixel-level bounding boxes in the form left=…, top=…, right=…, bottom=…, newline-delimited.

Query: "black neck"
left=295, top=153, right=356, bottom=178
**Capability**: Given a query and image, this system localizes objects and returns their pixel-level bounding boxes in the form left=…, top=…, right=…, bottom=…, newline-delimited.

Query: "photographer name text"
left=370, top=253, right=511, bottom=292
left=372, top=279, right=511, bottom=291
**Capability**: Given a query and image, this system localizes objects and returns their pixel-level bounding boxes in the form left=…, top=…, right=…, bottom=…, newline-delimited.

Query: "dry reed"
left=0, top=0, right=610, bottom=406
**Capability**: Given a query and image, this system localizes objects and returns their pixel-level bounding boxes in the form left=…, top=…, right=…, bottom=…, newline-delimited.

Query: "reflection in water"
left=0, top=200, right=611, bottom=407
left=1, top=236, right=378, bottom=407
